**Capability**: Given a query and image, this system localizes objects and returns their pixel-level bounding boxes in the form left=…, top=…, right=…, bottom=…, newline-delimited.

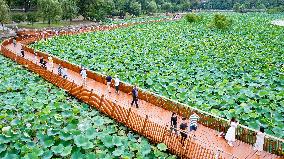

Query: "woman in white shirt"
left=114, top=75, right=120, bottom=94
left=80, top=67, right=87, bottom=86
left=253, top=126, right=265, bottom=153
left=225, top=117, right=239, bottom=147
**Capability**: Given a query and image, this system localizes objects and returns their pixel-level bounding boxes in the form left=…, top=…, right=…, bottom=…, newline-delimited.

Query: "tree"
left=37, top=0, right=62, bottom=25
left=147, top=1, right=157, bottom=14
left=87, top=0, right=114, bottom=21
left=0, top=0, right=10, bottom=26
left=161, top=2, right=173, bottom=12
left=27, top=12, right=37, bottom=25
left=61, top=0, right=79, bottom=22
left=128, top=1, right=141, bottom=16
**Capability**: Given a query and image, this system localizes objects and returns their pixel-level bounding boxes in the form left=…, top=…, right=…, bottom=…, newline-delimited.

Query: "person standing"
left=114, top=75, right=120, bottom=94
left=130, top=85, right=139, bottom=108
left=170, top=112, right=178, bottom=135
left=48, top=56, right=54, bottom=70
left=180, top=117, right=188, bottom=146
left=80, top=67, right=87, bottom=86
left=253, top=126, right=265, bottom=154
left=225, top=117, right=239, bottom=147
left=189, top=112, right=200, bottom=137
left=106, top=75, right=112, bottom=93
left=34, top=53, right=38, bottom=64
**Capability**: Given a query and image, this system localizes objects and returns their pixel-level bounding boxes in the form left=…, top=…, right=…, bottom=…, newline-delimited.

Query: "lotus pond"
left=0, top=56, right=175, bottom=159
left=31, top=12, right=284, bottom=138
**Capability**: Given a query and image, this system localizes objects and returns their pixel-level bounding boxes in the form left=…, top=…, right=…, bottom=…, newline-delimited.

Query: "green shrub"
left=185, top=13, right=200, bottom=23
left=212, top=14, right=232, bottom=30
left=11, top=13, right=26, bottom=23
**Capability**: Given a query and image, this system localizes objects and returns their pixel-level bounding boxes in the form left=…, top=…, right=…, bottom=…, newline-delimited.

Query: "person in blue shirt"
left=130, top=85, right=139, bottom=108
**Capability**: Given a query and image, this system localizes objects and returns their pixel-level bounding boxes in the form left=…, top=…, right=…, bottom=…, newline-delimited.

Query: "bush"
left=11, top=13, right=26, bottom=23
left=185, top=13, right=200, bottom=23
left=212, top=14, right=232, bottom=30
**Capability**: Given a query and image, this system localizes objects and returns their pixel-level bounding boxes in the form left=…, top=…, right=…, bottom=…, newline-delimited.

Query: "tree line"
left=1, top=0, right=284, bottom=25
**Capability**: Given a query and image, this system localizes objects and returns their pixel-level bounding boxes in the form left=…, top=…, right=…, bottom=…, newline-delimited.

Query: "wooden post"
left=69, top=80, right=75, bottom=92
left=141, top=115, right=149, bottom=135
left=99, top=95, right=105, bottom=109
left=111, top=101, right=117, bottom=119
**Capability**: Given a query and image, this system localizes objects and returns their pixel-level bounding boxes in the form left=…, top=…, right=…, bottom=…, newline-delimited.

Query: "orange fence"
left=0, top=41, right=222, bottom=159
left=1, top=17, right=283, bottom=157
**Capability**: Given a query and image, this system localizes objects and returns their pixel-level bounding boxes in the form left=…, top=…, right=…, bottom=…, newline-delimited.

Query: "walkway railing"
left=0, top=41, right=233, bottom=158
left=1, top=18, right=283, bottom=157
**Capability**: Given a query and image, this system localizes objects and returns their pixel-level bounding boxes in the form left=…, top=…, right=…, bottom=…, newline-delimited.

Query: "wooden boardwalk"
left=1, top=30, right=283, bottom=159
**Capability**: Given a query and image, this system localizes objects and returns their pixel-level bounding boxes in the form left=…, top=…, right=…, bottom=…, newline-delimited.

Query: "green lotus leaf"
left=112, top=135, right=123, bottom=147
left=42, top=150, right=53, bottom=159
left=102, top=136, right=113, bottom=148
left=59, top=132, right=73, bottom=141
left=85, top=127, right=97, bottom=140
left=61, top=146, right=72, bottom=157
left=157, top=143, right=167, bottom=151
left=51, top=144, right=64, bottom=154
left=0, top=144, right=7, bottom=153
left=74, top=135, right=89, bottom=147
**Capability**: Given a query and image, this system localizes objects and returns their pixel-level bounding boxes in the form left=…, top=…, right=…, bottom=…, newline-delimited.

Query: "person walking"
left=180, top=117, right=188, bottom=146
left=62, top=68, right=68, bottom=79
left=106, top=75, right=112, bottom=93
left=253, top=126, right=265, bottom=154
left=170, top=112, right=178, bottom=135
left=20, top=48, right=25, bottom=57
left=34, top=53, right=38, bottom=64
left=225, top=117, right=239, bottom=147
left=48, top=56, right=54, bottom=70
left=189, top=111, right=200, bottom=137
left=58, top=64, right=63, bottom=76
left=13, top=38, right=17, bottom=47
left=130, top=85, right=139, bottom=108
left=80, top=67, right=87, bottom=86
left=114, top=75, right=120, bottom=94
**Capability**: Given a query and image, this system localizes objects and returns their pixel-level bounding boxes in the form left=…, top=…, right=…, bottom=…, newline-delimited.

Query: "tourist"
left=253, top=126, right=265, bottom=153
left=170, top=112, right=178, bottom=135
left=58, top=64, right=63, bottom=76
left=20, top=48, right=24, bottom=57
left=34, top=53, right=38, bottom=64
left=225, top=117, right=239, bottom=147
left=114, top=75, right=120, bottom=94
left=180, top=117, right=188, bottom=146
left=130, top=85, right=139, bottom=108
left=39, top=57, right=47, bottom=69
left=80, top=67, right=87, bottom=86
left=106, top=74, right=112, bottom=93
left=189, top=111, right=200, bottom=137
left=62, top=68, right=68, bottom=79
left=13, top=37, right=17, bottom=47
left=48, top=56, right=53, bottom=70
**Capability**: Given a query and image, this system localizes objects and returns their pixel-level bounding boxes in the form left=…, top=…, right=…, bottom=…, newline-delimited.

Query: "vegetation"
left=0, top=0, right=9, bottom=25
left=185, top=13, right=200, bottom=23
left=211, top=14, right=232, bottom=29
left=32, top=13, right=284, bottom=139
left=37, top=0, right=62, bottom=25
left=0, top=55, right=176, bottom=158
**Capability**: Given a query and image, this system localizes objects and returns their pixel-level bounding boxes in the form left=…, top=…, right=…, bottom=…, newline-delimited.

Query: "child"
left=253, top=126, right=265, bottom=153
left=225, top=117, right=239, bottom=147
